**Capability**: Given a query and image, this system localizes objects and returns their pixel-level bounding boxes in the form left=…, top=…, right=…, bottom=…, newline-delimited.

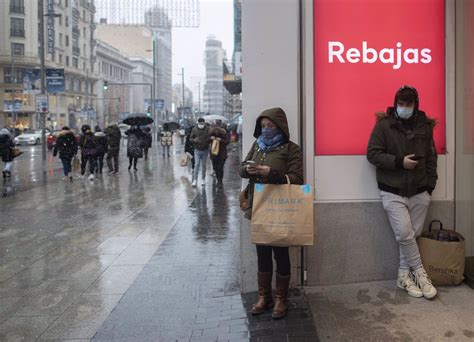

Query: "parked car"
left=47, top=130, right=81, bottom=150
left=14, top=129, right=51, bottom=146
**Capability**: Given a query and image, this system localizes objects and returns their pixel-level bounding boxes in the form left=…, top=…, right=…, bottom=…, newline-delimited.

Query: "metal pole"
left=39, top=0, right=47, bottom=161
left=152, top=39, right=156, bottom=141
left=181, top=67, right=185, bottom=119
left=11, top=47, right=16, bottom=126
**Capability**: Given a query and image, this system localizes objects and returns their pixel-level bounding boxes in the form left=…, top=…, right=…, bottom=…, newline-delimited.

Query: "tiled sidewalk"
left=92, top=154, right=318, bottom=341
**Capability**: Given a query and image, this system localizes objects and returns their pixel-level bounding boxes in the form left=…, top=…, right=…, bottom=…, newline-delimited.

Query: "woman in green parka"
left=239, top=107, right=303, bottom=319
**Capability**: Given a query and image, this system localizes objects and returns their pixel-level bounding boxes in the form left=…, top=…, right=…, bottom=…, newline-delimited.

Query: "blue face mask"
left=261, top=127, right=280, bottom=140
left=396, top=106, right=414, bottom=120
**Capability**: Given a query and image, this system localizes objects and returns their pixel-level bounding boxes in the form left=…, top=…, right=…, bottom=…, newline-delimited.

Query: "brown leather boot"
left=272, top=273, right=290, bottom=319
left=251, top=272, right=273, bottom=315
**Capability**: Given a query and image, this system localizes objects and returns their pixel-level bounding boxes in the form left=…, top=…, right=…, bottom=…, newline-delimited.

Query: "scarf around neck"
left=257, top=133, right=285, bottom=152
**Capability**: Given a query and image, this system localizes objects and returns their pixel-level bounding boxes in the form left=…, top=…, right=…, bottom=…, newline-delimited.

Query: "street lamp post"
left=38, top=0, right=60, bottom=161
left=146, top=40, right=157, bottom=141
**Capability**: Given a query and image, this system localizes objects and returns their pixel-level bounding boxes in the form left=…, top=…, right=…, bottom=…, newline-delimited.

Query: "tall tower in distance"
left=203, top=36, right=225, bottom=116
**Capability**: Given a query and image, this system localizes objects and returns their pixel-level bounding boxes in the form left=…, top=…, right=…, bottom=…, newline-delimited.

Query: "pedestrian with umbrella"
left=122, top=114, right=154, bottom=171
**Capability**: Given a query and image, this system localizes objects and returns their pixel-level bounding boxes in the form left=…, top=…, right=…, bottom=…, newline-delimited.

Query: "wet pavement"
left=0, top=142, right=318, bottom=341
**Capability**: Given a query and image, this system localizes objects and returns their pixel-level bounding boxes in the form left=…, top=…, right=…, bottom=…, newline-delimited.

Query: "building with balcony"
left=0, top=0, right=98, bottom=130
left=95, top=39, right=134, bottom=127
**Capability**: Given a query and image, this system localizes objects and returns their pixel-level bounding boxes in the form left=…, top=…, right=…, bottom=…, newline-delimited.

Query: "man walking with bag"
left=367, top=85, right=438, bottom=299
left=190, top=118, right=211, bottom=187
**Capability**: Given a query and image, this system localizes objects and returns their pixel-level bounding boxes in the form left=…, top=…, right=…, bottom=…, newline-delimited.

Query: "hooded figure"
left=79, top=124, right=97, bottom=180
left=0, top=128, right=15, bottom=178
left=209, top=125, right=230, bottom=187
left=105, top=124, right=121, bottom=174
left=367, top=85, right=438, bottom=300
left=54, top=126, right=78, bottom=179
left=94, top=127, right=108, bottom=174
left=239, top=107, right=303, bottom=320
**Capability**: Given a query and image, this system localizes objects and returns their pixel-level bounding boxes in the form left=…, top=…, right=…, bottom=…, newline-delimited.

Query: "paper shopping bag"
left=180, top=153, right=189, bottom=167
left=417, top=220, right=466, bottom=286
left=251, top=183, right=314, bottom=247
left=211, top=139, right=220, bottom=157
left=72, top=157, right=80, bottom=172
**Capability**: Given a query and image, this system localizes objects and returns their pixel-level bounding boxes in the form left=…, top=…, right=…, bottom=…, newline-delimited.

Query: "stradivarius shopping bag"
left=250, top=182, right=314, bottom=247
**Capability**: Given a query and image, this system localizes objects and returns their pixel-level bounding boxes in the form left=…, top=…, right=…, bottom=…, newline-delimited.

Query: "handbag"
left=417, top=220, right=466, bottom=285
left=11, top=147, right=23, bottom=158
left=211, top=139, right=220, bottom=157
left=250, top=176, right=315, bottom=247
left=239, top=184, right=250, bottom=211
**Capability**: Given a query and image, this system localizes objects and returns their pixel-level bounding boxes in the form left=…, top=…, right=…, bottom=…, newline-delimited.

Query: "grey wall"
left=306, top=201, right=454, bottom=286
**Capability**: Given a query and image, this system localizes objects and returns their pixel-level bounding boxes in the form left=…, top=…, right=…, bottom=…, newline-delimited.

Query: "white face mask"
left=396, top=106, right=414, bottom=120
left=198, top=124, right=205, bottom=129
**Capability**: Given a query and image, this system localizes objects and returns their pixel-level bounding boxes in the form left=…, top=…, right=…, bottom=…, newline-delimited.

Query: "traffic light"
left=103, top=81, right=108, bottom=90
left=147, top=106, right=151, bottom=117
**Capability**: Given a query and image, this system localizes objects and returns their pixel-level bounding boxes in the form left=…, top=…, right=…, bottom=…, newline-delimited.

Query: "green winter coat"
left=239, top=107, right=304, bottom=219
left=367, top=108, right=437, bottom=197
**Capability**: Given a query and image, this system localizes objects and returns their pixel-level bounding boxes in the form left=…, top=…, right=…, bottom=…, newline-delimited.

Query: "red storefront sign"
left=314, top=0, right=446, bottom=155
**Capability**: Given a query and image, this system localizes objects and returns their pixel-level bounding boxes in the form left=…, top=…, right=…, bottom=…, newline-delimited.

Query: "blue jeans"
left=193, top=148, right=209, bottom=181
left=61, top=157, right=72, bottom=176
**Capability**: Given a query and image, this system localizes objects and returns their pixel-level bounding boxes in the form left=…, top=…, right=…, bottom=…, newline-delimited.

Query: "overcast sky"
left=171, top=0, right=234, bottom=96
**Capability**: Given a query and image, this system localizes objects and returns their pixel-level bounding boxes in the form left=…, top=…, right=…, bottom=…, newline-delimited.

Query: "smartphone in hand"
left=410, top=155, right=425, bottom=161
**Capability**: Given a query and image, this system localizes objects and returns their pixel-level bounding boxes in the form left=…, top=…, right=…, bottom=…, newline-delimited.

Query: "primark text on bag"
left=250, top=181, right=314, bottom=247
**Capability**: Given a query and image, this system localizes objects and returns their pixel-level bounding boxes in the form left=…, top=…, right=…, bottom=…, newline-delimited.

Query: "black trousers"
left=81, top=155, right=96, bottom=175
left=211, top=157, right=225, bottom=181
left=256, top=245, right=290, bottom=276
left=106, top=150, right=119, bottom=172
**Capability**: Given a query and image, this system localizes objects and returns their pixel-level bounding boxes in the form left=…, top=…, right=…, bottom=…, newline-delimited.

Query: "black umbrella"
left=122, top=114, right=154, bottom=126
left=164, top=121, right=180, bottom=130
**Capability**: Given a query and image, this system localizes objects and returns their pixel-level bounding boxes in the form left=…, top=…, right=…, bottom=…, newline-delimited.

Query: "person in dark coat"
left=240, top=107, right=304, bottom=319
left=79, top=124, right=97, bottom=180
left=94, top=126, right=108, bottom=174
left=53, top=126, right=78, bottom=180
left=142, top=126, right=152, bottom=160
left=105, top=124, right=121, bottom=174
left=0, top=128, right=14, bottom=178
left=367, top=85, right=438, bottom=299
left=125, top=126, right=145, bottom=171
left=209, top=125, right=230, bottom=188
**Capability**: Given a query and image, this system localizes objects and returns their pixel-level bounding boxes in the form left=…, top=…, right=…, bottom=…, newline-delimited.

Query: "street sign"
left=47, top=0, right=55, bottom=55
left=36, top=94, right=49, bottom=113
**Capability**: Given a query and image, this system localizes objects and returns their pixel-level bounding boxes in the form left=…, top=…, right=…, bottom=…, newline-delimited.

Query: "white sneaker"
left=191, top=180, right=197, bottom=187
left=88, top=174, right=94, bottom=181
left=397, top=269, right=423, bottom=298
left=79, top=174, right=85, bottom=179
left=201, top=179, right=206, bottom=186
left=414, top=267, right=437, bottom=299
left=62, top=176, right=68, bottom=181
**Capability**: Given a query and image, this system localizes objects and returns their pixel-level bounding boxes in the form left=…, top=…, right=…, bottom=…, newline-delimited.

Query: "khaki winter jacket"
left=367, top=108, right=438, bottom=197
left=239, top=107, right=304, bottom=219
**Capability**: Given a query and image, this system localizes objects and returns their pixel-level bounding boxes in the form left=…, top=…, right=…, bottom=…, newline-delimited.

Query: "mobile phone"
left=245, top=160, right=257, bottom=166
left=411, top=155, right=425, bottom=161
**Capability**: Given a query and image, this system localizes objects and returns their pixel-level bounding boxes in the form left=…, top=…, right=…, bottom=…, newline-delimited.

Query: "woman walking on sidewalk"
left=94, top=126, right=108, bottom=175
left=53, top=126, right=78, bottom=181
left=239, top=107, right=303, bottom=319
left=0, top=128, right=15, bottom=179
left=209, top=124, right=229, bottom=188
left=79, top=125, right=97, bottom=181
